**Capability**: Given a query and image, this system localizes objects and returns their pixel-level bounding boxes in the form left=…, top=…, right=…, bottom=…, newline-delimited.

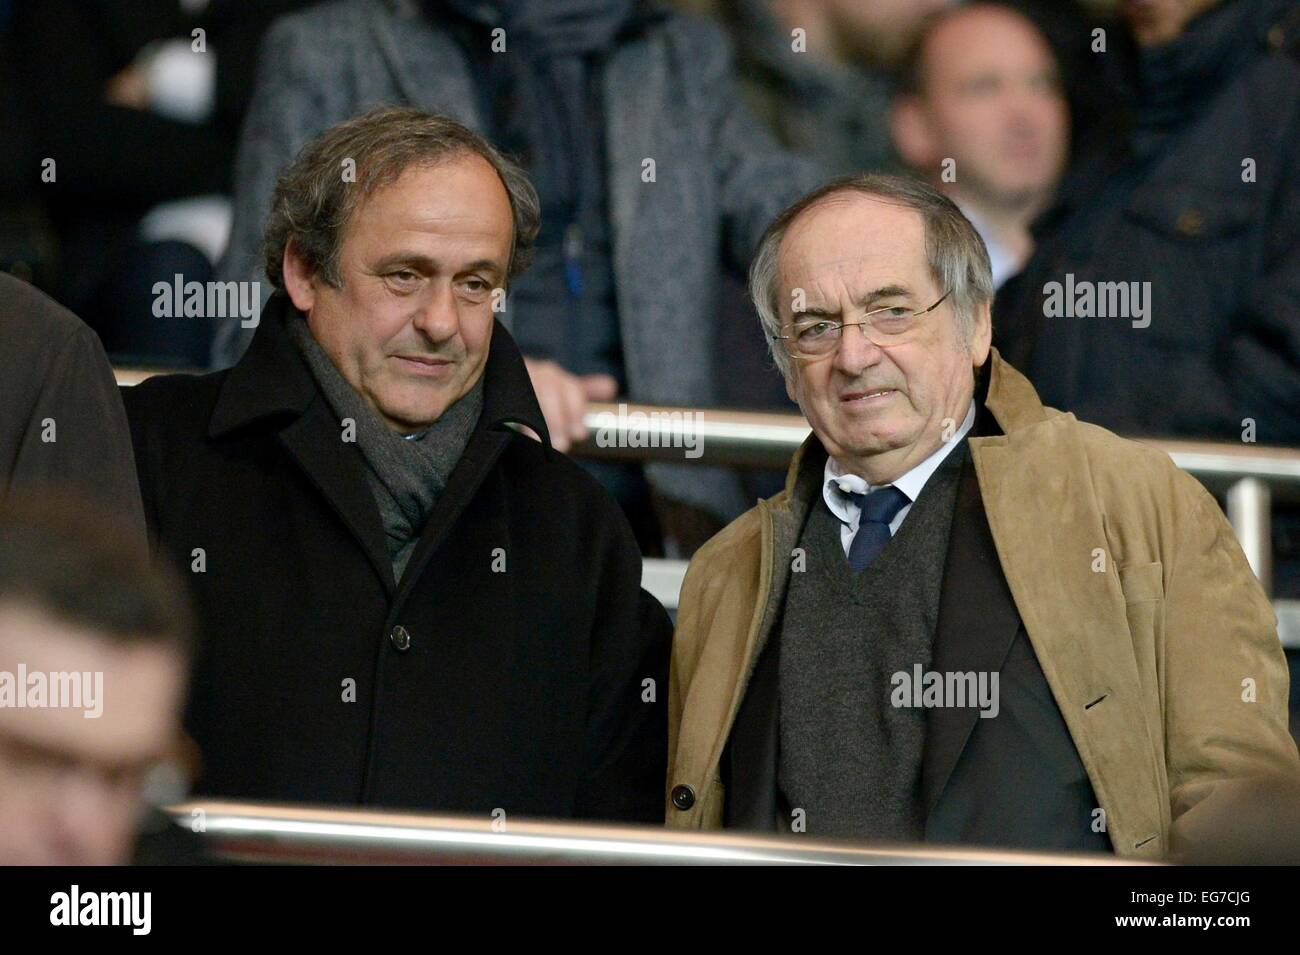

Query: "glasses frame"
left=772, top=289, right=953, bottom=360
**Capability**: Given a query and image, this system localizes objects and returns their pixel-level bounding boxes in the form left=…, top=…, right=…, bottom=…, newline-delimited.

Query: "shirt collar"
left=822, top=401, right=976, bottom=525
left=952, top=199, right=1018, bottom=290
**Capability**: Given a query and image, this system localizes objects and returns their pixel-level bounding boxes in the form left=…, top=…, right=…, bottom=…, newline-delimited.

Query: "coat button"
left=1175, top=209, right=1205, bottom=237
left=389, top=625, right=411, bottom=652
left=670, top=784, right=695, bottom=811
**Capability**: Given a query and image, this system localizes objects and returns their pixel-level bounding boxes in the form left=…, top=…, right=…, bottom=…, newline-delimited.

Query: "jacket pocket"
left=1119, top=560, right=1166, bottom=667
left=1119, top=186, right=1256, bottom=345
left=1119, top=560, right=1165, bottom=604
left=1118, top=560, right=1169, bottom=811
left=1123, top=187, right=1254, bottom=244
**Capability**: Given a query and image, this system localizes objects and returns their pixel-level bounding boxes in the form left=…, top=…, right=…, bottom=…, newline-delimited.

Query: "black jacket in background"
left=122, top=294, right=671, bottom=823
left=995, top=0, right=1300, bottom=446
left=11, top=0, right=316, bottom=325
left=0, top=273, right=146, bottom=544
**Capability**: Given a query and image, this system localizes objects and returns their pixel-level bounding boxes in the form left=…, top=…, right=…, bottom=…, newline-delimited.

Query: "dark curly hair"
left=262, top=106, right=541, bottom=291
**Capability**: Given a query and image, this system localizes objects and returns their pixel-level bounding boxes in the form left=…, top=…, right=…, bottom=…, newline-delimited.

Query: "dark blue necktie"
left=845, top=485, right=910, bottom=572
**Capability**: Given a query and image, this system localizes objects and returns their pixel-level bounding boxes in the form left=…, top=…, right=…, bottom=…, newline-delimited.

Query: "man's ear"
left=890, top=97, right=937, bottom=172
left=971, top=300, right=993, bottom=368
left=281, top=238, right=318, bottom=314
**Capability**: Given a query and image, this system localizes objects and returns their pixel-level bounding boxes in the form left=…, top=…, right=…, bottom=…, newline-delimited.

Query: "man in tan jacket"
left=667, top=173, right=1298, bottom=858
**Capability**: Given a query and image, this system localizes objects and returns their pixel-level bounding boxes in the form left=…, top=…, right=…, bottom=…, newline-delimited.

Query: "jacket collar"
left=208, top=290, right=549, bottom=446
left=1135, top=0, right=1282, bottom=133
left=776, top=348, right=1043, bottom=505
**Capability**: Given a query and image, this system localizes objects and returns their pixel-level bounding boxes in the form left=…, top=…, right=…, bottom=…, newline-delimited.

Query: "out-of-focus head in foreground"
left=0, top=496, right=191, bottom=865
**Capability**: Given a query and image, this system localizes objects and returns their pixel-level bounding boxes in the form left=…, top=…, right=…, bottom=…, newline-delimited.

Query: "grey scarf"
left=287, top=317, right=484, bottom=583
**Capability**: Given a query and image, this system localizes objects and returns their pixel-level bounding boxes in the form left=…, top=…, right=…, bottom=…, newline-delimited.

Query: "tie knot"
left=850, top=485, right=910, bottom=525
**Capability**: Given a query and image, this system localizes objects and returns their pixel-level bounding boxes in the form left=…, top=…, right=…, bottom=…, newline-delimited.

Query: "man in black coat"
left=0, top=272, right=146, bottom=548
left=122, top=107, right=671, bottom=824
left=995, top=0, right=1300, bottom=445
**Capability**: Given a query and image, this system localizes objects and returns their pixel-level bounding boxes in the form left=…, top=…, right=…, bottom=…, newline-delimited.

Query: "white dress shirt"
left=822, top=402, right=976, bottom=557
left=955, top=201, right=1021, bottom=290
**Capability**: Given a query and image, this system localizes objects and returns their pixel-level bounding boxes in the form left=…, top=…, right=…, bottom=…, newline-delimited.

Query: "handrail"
left=112, top=369, right=1300, bottom=485
left=575, top=401, right=1300, bottom=485
left=573, top=400, right=1300, bottom=594
left=113, top=368, right=1300, bottom=594
left=165, top=800, right=1147, bottom=866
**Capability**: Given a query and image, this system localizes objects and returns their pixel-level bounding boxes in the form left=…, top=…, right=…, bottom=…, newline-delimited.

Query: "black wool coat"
left=995, top=0, right=1300, bottom=444
left=123, top=294, right=671, bottom=824
left=0, top=272, right=146, bottom=545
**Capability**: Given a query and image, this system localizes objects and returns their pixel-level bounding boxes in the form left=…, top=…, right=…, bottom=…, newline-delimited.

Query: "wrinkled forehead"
left=776, top=194, right=932, bottom=310
left=345, top=155, right=515, bottom=257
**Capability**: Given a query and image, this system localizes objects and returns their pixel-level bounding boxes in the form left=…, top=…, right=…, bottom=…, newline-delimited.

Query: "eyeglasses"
left=772, top=290, right=952, bottom=360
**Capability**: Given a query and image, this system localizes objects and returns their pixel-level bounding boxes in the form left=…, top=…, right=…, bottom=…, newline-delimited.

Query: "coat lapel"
left=921, top=448, right=1022, bottom=816
left=278, top=395, right=397, bottom=596
left=390, top=427, right=510, bottom=606
left=722, top=613, right=781, bottom=828
left=392, top=321, right=550, bottom=606
left=718, top=439, right=823, bottom=824
left=209, top=295, right=397, bottom=594
left=970, top=404, right=1166, bottom=853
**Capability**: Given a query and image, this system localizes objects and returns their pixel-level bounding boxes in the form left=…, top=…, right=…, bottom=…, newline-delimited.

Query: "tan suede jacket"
left=667, top=350, right=1299, bottom=858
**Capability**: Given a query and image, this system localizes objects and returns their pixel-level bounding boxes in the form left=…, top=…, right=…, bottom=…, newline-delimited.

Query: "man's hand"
left=105, top=65, right=150, bottom=110
left=523, top=357, right=618, bottom=452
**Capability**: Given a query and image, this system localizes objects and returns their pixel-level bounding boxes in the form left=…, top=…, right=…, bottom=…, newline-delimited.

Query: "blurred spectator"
left=0, top=1, right=56, bottom=290
left=11, top=0, right=315, bottom=367
left=698, top=0, right=952, bottom=176
left=892, top=4, right=1070, bottom=288
left=0, top=273, right=147, bottom=549
left=212, top=0, right=822, bottom=555
left=999, top=0, right=1133, bottom=172
left=995, top=0, right=1300, bottom=446
left=0, top=494, right=192, bottom=866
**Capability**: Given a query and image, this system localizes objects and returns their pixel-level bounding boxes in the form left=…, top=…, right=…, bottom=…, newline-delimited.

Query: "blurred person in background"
left=0, top=272, right=146, bottom=548
left=0, top=495, right=192, bottom=866
left=213, top=0, right=822, bottom=556
left=995, top=0, right=1300, bottom=444
left=891, top=3, right=1070, bottom=290
left=993, top=0, right=1300, bottom=603
left=11, top=0, right=315, bottom=367
left=0, top=0, right=56, bottom=290
left=696, top=0, right=953, bottom=177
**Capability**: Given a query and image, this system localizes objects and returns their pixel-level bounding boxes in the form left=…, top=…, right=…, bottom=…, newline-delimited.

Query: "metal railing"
left=574, top=401, right=1300, bottom=596
left=113, top=369, right=1300, bottom=644
left=165, top=800, right=1146, bottom=865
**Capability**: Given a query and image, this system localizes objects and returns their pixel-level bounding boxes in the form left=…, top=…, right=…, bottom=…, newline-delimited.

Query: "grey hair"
left=263, top=106, right=540, bottom=291
left=748, top=173, right=994, bottom=379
